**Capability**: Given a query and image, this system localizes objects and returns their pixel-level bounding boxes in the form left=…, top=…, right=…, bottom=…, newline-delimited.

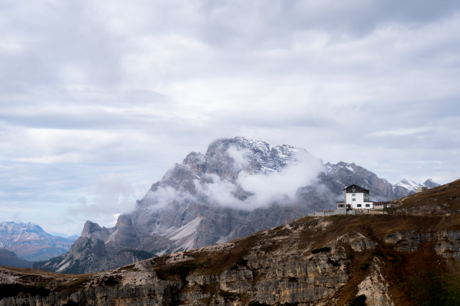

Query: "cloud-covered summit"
left=146, top=136, right=325, bottom=210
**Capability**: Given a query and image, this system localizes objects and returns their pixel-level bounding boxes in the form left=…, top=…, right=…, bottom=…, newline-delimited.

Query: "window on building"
left=352, top=188, right=355, bottom=192
left=366, top=204, right=370, bottom=207
left=357, top=204, right=362, bottom=207
left=352, top=193, right=356, bottom=196
left=352, top=198, right=356, bottom=201
left=339, top=204, right=344, bottom=207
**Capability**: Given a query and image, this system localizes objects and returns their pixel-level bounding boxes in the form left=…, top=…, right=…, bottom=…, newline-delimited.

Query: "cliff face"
left=7, top=180, right=460, bottom=306
left=36, top=137, right=440, bottom=274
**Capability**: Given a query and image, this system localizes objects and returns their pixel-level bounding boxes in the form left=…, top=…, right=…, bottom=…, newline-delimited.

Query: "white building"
left=337, top=184, right=374, bottom=210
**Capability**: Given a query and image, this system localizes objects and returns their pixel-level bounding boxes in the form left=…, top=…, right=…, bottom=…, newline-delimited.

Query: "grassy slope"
left=391, top=178, right=460, bottom=214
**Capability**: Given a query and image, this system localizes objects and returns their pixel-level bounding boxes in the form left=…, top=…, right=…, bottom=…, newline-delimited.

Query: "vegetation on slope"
left=3, top=178, right=460, bottom=305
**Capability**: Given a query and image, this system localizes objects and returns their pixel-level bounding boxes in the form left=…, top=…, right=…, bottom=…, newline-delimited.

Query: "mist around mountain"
left=0, top=222, right=76, bottom=262
left=36, top=136, right=440, bottom=274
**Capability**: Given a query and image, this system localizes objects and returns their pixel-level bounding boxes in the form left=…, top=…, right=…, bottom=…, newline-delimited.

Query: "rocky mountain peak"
left=395, top=179, right=422, bottom=191
left=205, top=136, right=270, bottom=159
left=81, top=221, right=102, bottom=238
left=115, top=214, right=133, bottom=228
left=182, top=152, right=206, bottom=172
left=424, top=178, right=440, bottom=188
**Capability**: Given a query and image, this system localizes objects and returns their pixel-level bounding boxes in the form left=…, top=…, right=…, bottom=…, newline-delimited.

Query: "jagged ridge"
left=35, top=136, right=439, bottom=274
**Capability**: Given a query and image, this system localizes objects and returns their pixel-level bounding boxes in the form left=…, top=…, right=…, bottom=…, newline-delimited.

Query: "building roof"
left=343, top=184, right=369, bottom=192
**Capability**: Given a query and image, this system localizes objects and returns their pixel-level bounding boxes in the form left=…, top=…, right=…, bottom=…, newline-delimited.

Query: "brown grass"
left=392, top=178, right=460, bottom=213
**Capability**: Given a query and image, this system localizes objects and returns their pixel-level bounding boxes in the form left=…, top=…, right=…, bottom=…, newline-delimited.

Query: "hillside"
left=3, top=178, right=460, bottom=306
left=0, top=249, right=32, bottom=268
left=35, top=136, right=439, bottom=275
left=390, top=178, right=460, bottom=216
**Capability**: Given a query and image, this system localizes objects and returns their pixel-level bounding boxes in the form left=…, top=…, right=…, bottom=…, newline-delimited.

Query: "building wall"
left=346, top=192, right=364, bottom=204
left=346, top=192, right=373, bottom=209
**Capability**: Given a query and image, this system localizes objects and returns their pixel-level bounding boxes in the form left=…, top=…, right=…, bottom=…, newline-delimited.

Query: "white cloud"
left=237, top=151, right=325, bottom=207
left=194, top=173, right=242, bottom=207
left=226, top=146, right=251, bottom=170
left=67, top=172, right=139, bottom=223
left=5, top=211, right=22, bottom=223
left=368, top=128, right=431, bottom=137
left=191, top=150, right=325, bottom=210
left=142, top=185, right=179, bottom=210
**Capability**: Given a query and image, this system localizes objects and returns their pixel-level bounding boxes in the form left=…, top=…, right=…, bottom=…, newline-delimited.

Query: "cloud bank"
left=1, top=0, right=460, bottom=233
left=67, top=172, right=142, bottom=225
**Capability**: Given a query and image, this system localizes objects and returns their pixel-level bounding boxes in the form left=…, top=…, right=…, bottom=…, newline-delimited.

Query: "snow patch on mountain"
left=395, top=179, right=423, bottom=192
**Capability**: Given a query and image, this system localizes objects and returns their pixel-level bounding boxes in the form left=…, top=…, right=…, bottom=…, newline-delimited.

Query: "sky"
left=1, top=0, right=459, bottom=236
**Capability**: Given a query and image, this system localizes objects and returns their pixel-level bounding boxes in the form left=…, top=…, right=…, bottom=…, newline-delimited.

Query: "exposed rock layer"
left=6, top=204, right=460, bottom=306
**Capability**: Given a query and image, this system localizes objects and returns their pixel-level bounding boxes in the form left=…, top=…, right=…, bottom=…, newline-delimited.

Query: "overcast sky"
left=1, top=0, right=459, bottom=236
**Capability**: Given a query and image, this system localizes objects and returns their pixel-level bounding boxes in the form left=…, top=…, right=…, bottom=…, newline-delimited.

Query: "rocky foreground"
left=2, top=179, right=460, bottom=306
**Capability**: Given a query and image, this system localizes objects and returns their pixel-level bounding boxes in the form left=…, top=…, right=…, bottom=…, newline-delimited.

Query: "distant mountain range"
left=0, top=222, right=78, bottom=262
left=34, top=136, right=439, bottom=274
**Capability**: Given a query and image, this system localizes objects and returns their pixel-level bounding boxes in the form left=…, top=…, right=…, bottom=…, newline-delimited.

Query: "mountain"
left=423, top=178, right=440, bottom=189
left=392, top=178, right=440, bottom=199
left=49, top=232, right=79, bottom=241
left=4, top=179, right=460, bottom=306
left=0, top=249, right=32, bottom=268
left=0, top=222, right=76, bottom=261
left=35, top=136, right=440, bottom=274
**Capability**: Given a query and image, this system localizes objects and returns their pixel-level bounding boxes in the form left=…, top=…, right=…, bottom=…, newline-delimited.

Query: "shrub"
left=0, top=284, right=51, bottom=299
left=360, top=263, right=370, bottom=271
left=281, top=302, right=299, bottom=306
left=63, top=301, right=81, bottom=306
left=103, top=276, right=119, bottom=286
left=311, top=247, right=331, bottom=254
left=349, top=295, right=366, bottom=306
left=0, top=284, right=22, bottom=299
left=248, top=301, right=268, bottom=306
left=330, top=260, right=341, bottom=267
left=410, top=271, right=460, bottom=306
left=236, top=259, right=248, bottom=266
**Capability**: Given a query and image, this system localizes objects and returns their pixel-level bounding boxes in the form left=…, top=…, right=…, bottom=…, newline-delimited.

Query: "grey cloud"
left=0, top=0, right=459, bottom=234
left=67, top=172, right=141, bottom=222
left=191, top=0, right=460, bottom=47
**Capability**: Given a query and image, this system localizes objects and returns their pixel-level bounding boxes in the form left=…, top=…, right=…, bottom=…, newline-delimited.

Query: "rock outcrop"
left=6, top=210, right=460, bottom=306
